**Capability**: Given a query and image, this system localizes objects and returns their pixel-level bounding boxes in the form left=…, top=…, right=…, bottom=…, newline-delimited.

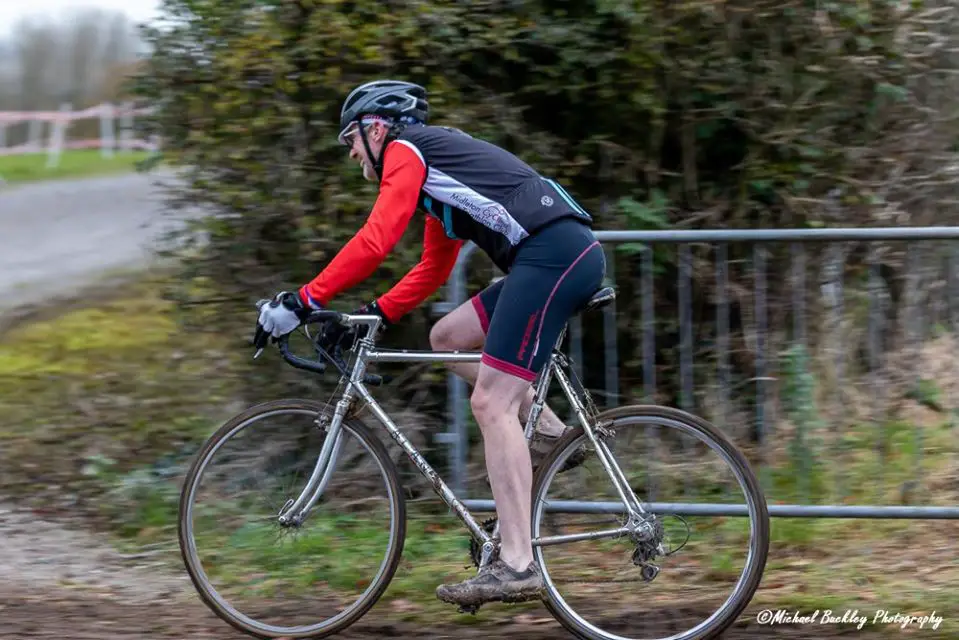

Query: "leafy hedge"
left=133, top=0, right=959, bottom=419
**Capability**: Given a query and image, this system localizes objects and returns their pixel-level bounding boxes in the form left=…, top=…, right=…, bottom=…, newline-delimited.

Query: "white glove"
left=256, top=291, right=307, bottom=340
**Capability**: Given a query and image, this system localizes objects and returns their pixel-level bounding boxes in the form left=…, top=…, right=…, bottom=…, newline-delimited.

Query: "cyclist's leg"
left=436, top=357, right=545, bottom=608
left=436, top=219, right=605, bottom=607
left=474, top=220, right=604, bottom=567
left=470, top=361, right=537, bottom=570
left=429, top=280, right=567, bottom=436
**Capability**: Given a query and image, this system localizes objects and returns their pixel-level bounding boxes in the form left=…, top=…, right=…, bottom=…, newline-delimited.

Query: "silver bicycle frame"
left=278, top=314, right=647, bottom=553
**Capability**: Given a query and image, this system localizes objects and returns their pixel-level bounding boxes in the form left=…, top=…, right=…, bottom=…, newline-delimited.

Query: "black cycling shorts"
left=471, top=217, right=606, bottom=381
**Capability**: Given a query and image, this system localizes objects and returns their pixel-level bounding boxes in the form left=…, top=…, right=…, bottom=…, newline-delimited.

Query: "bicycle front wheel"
left=178, top=399, right=406, bottom=639
left=531, top=405, right=769, bottom=640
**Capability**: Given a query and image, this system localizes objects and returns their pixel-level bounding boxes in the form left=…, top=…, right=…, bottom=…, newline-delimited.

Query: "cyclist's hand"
left=354, top=300, right=392, bottom=338
left=316, top=300, right=389, bottom=353
left=345, top=300, right=392, bottom=344
left=316, top=319, right=350, bottom=353
left=252, top=291, right=311, bottom=350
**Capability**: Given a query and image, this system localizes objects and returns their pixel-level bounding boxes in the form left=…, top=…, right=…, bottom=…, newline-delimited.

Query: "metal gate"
left=431, top=227, right=959, bottom=519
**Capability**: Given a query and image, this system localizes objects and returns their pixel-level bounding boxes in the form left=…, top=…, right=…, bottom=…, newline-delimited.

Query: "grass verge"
left=0, top=281, right=956, bottom=632
left=0, top=149, right=151, bottom=185
left=0, top=274, right=241, bottom=518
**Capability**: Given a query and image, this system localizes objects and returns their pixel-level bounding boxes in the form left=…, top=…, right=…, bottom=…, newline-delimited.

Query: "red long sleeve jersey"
left=298, top=140, right=463, bottom=322
left=299, top=124, right=593, bottom=321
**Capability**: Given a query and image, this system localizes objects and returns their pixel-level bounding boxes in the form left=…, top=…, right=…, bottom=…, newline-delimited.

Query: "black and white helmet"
left=337, top=79, right=428, bottom=145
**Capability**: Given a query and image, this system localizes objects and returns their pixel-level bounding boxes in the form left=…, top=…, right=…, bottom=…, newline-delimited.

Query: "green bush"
left=132, top=0, right=959, bottom=416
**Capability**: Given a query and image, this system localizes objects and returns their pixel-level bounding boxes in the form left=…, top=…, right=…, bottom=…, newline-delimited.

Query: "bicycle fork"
left=277, top=343, right=375, bottom=527
left=277, top=394, right=351, bottom=527
left=276, top=338, right=380, bottom=527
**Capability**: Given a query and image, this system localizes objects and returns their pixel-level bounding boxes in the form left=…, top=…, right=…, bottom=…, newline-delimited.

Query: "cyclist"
left=255, top=80, right=606, bottom=608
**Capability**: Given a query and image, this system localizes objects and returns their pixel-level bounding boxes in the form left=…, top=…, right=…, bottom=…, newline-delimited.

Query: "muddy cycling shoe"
left=436, top=559, right=545, bottom=608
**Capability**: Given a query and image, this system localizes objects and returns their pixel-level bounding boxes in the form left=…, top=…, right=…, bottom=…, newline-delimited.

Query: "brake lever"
left=328, top=343, right=351, bottom=374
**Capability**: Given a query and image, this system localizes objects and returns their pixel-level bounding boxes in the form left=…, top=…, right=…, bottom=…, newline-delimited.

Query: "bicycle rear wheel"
left=531, top=405, right=769, bottom=640
left=178, top=399, right=406, bottom=639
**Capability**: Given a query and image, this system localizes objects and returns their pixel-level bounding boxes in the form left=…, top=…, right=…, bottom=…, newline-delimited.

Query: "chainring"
left=468, top=517, right=499, bottom=568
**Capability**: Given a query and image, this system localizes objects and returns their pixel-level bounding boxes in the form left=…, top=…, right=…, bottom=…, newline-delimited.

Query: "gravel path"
left=0, top=170, right=186, bottom=312
left=0, top=503, right=191, bottom=606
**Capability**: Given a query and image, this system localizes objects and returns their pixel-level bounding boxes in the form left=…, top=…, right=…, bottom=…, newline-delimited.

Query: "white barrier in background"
left=0, top=103, right=159, bottom=167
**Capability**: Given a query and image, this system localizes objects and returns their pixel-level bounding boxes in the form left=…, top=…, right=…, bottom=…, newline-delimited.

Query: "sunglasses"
left=337, top=122, right=360, bottom=146
left=337, top=117, right=390, bottom=147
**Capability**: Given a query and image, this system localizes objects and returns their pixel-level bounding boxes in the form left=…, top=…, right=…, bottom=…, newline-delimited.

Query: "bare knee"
left=430, top=317, right=459, bottom=351
left=430, top=303, right=485, bottom=351
left=470, top=385, right=504, bottom=427
left=470, top=374, right=524, bottom=429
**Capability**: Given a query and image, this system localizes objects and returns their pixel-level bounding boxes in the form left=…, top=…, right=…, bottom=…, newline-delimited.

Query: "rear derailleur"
left=630, top=513, right=666, bottom=582
left=630, top=513, right=689, bottom=582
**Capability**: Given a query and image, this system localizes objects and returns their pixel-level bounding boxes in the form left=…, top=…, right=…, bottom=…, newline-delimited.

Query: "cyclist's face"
left=347, top=122, right=388, bottom=182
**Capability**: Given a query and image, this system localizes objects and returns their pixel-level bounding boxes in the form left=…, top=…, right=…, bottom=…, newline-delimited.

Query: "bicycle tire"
left=530, top=404, right=770, bottom=640
left=178, top=398, right=407, bottom=639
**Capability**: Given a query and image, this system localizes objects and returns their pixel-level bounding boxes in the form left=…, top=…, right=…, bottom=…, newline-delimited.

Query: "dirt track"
left=0, top=589, right=873, bottom=640
left=0, top=482, right=893, bottom=640
left=0, top=503, right=898, bottom=640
